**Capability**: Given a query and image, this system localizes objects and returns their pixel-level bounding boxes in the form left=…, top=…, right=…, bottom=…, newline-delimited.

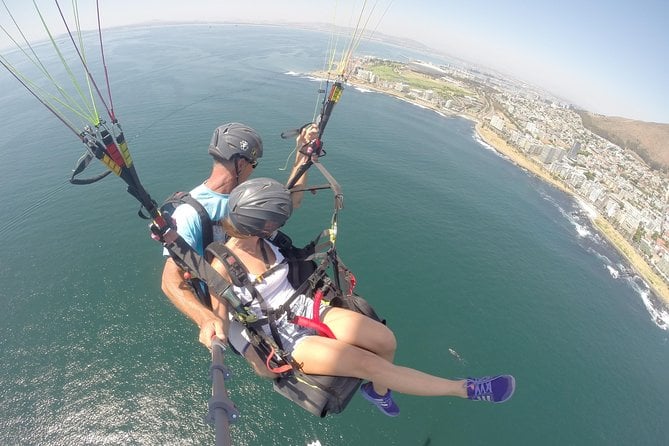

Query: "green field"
left=364, top=60, right=470, bottom=98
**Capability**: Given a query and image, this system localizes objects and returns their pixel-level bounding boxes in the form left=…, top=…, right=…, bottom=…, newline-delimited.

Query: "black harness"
left=160, top=191, right=215, bottom=308
left=205, top=241, right=286, bottom=350
left=204, top=233, right=329, bottom=363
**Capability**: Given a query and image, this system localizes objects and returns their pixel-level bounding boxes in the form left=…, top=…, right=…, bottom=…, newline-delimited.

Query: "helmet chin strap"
left=233, top=158, right=243, bottom=187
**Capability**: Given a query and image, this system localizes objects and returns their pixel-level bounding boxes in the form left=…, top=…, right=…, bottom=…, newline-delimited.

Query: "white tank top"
left=231, top=241, right=297, bottom=319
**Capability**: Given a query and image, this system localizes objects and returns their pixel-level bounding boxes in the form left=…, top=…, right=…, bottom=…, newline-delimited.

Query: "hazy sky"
left=2, top=0, right=668, bottom=123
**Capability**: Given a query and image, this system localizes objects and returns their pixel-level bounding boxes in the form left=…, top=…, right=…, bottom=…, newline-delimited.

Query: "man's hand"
left=288, top=123, right=320, bottom=207
left=296, top=123, right=320, bottom=161
left=198, top=317, right=226, bottom=349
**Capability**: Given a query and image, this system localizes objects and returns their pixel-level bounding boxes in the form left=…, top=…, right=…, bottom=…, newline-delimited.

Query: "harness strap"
left=205, top=241, right=286, bottom=350
left=292, top=289, right=336, bottom=339
left=158, top=192, right=215, bottom=309
left=273, top=257, right=331, bottom=321
left=183, top=273, right=213, bottom=309
left=177, top=192, right=213, bottom=249
left=202, top=237, right=343, bottom=374
left=157, top=228, right=254, bottom=321
left=70, top=149, right=113, bottom=184
left=205, top=242, right=249, bottom=288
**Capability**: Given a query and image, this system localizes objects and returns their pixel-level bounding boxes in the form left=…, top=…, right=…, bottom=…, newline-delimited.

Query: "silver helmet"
left=208, top=122, right=263, bottom=164
left=224, top=178, right=292, bottom=237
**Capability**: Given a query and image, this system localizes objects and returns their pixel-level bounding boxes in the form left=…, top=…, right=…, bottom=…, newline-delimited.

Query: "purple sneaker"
left=360, top=382, right=400, bottom=417
left=466, top=375, right=516, bottom=403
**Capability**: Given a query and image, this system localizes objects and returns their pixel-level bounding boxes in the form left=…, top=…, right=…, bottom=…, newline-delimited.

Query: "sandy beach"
left=474, top=123, right=571, bottom=194
left=592, top=217, right=669, bottom=301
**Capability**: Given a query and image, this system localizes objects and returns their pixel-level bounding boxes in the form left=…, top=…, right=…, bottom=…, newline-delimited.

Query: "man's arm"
left=289, top=124, right=319, bottom=208
left=161, top=257, right=225, bottom=348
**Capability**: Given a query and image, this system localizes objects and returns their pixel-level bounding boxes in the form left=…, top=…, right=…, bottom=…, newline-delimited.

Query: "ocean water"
left=1, top=25, right=668, bottom=445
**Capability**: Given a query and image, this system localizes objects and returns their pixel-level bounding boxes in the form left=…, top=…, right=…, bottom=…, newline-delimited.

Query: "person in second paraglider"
left=206, top=177, right=516, bottom=417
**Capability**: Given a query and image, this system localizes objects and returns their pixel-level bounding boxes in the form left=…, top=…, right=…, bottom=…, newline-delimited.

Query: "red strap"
left=265, top=345, right=293, bottom=374
left=313, top=289, right=323, bottom=320
left=292, top=289, right=336, bottom=339
left=347, top=272, right=357, bottom=296
left=293, top=315, right=336, bottom=339
left=265, top=289, right=337, bottom=375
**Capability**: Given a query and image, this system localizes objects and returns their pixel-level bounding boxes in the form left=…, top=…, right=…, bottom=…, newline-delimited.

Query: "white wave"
left=534, top=170, right=668, bottom=331
left=287, top=71, right=325, bottom=82
left=354, top=86, right=371, bottom=93
left=569, top=212, right=593, bottom=238
left=306, top=75, right=326, bottom=82
left=548, top=194, right=592, bottom=239
left=587, top=247, right=613, bottom=266
left=573, top=220, right=592, bottom=238
left=617, top=263, right=631, bottom=276
left=575, top=196, right=599, bottom=220
left=606, top=265, right=620, bottom=279
left=627, top=279, right=669, bottom=331
left=640, top=292, right=669, bottom=331
left=539, top=186, right=604, bottom=246
left=283, top=71, right=328, bottom=84
left=472, top=132, right=510, bottom=160
left=538, top=189, right=560, bottom=207
left=306, top=441, right=322, bottom=446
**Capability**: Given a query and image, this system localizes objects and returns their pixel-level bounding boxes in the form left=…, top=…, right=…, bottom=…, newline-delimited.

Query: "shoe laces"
left=376, top=392, right=394, bottom=408
left=469, top=377, right=495, bottom=401
left=364, top=384, right=394, bottom=407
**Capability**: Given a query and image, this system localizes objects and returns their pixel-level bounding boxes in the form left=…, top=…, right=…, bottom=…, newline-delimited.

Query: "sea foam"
left=540, top=189, right=668, bottom=331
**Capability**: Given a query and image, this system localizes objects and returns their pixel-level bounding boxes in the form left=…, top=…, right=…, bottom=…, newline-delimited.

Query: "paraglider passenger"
left=207, top=177, right=516, bottom=416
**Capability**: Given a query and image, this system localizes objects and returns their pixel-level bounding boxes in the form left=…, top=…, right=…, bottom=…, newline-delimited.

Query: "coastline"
left=342, top=76, right=669, bottom=308
left=474, top=123, right=669, bottom=308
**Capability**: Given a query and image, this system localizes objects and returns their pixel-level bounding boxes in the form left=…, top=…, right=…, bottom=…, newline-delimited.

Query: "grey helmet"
left=225, top=178, right=293, bottom=238
left=208, top=122, right=263, bottom=163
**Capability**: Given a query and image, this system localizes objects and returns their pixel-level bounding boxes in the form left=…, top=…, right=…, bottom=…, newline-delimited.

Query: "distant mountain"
left=576, top=111, right=669, bottom=173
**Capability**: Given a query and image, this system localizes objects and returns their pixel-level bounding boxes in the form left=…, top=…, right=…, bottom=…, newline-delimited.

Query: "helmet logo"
left=240, top=140, right=248, bottom=151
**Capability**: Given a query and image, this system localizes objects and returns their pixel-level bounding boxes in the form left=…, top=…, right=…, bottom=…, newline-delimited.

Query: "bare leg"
left=291, top=335, right=467, bottom=398
left=322, top=307, right=396, bottom=361
left=321, top=306, right=398, bottom=395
